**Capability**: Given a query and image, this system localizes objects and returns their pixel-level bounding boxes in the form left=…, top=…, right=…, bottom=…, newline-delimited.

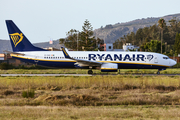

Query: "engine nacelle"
left=101, top=63, right=118, bottom=72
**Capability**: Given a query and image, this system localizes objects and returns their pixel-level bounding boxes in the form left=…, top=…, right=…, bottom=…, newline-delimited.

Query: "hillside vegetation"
left=94, top=13, right=180, bottom=43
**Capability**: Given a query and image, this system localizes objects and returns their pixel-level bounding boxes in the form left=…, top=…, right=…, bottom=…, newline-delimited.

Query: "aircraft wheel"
left=88, top=70, right=93, bottom=74
left=157, top=71, right=160, bottom=75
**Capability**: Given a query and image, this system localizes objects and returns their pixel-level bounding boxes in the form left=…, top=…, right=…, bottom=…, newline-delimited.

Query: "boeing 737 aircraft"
left=5, top=20, right=177, bottom=74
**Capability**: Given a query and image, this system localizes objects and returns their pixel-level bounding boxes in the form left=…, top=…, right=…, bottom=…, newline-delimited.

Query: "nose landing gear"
left=88, top=69, right=93, bottom=74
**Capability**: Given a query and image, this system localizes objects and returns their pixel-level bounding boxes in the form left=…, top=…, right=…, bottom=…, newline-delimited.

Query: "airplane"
left=5, top=20, right=177, bottom=74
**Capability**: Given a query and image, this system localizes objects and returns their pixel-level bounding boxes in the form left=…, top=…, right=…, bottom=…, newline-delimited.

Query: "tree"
left=169, top=17, right=178, bottom=33
left=59, top=38, right=65, bottom=44
left=158, top=18, right=166, bottom=54
left=168, top=18, right=178, bottom=44
left=61, top=19, right=103, bottom=51
left=149, top=24, right=160, bottom=40
left=116, top=19, right=180, bottom=54
left=113, top=38, right=124, bottom=49
left=79, top=19, right=95, bottom=51
left=61, top=29, right=79, bottom=50
left=136, top=28, right=144, bottom=45
left=140, top=40, right=164, bottom=53
left=174, top=33, right=180, bottom=55
left=96, top=37, right=104, bottom=51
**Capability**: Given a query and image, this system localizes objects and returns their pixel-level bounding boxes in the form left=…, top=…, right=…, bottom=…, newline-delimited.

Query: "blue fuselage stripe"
left=12, top=56, right=168, bottom=69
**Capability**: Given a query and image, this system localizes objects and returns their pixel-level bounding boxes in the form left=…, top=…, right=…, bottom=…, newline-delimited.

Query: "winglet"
left=61, top=47, right=71, bottom=59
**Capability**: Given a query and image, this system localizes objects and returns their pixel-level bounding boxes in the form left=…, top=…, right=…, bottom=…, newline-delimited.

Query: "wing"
left=61, top=47, right=102, bottom=67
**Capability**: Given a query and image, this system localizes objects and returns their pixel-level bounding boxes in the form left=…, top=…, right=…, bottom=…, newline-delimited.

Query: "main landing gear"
left=157, top=71, right=160, bottom=75
left=157, top=69, right=166, bottom=75
left=88, top=69, right=93, bottom=74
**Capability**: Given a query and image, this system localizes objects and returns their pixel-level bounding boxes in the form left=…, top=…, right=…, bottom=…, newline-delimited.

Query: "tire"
left=157, top=71, right=160, bottom=75
left=88, top=70, right=93, bottom=74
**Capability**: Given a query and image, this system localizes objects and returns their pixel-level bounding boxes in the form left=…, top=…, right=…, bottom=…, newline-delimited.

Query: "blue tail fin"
left=6, top=20, right=47, bottom=52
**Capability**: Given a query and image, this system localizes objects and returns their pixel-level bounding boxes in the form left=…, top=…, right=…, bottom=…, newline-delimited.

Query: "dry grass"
left=0, top=76, right=180, bottom=106
left=1, top=75, right=180, bottom=119
left=0, top=106, right=180, bottom=119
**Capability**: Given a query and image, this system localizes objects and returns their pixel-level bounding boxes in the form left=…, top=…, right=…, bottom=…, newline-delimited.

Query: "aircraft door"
left=154, top=56, right=158, bottom=63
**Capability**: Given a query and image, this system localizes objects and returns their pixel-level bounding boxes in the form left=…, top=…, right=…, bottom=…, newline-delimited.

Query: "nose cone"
left=170, top=59, right=177, bottom=66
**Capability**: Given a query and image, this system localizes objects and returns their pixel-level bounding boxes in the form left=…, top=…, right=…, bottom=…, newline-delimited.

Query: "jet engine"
left=101, top=63, right=118, bottom=72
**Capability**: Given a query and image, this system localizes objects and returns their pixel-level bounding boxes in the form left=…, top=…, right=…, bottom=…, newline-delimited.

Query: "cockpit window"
left=163, top=57, right=169, bottom=59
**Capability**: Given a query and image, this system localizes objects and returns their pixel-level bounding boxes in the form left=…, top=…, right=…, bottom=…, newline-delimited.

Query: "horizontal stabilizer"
left=3, top=50, right=25, bottom=56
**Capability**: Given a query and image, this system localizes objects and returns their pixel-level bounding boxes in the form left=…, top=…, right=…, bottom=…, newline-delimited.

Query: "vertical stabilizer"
left=6, top=20, right=47, bottom=52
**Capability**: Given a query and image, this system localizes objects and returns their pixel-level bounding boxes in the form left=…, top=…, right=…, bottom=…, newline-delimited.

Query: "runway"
left=0, top=74, right=92, bottom=77
left=1, top=74, right=180, bottom=77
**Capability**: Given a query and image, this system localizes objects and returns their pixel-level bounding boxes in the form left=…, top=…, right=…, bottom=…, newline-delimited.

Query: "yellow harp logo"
left=9, top=33, right=23, bottom=47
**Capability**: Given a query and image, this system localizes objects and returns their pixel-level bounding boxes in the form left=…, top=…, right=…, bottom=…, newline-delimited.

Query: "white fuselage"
left=11, top=51, right=177, bottom=70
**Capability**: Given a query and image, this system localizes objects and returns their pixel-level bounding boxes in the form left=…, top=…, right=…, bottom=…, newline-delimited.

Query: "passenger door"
left=154, top=56, right=158, bottom=63
left=34, top=55, right=39, bottom=63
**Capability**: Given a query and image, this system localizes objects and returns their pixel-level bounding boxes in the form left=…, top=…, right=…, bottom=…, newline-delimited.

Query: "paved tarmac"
left=1, top=74, right=180, bottom=77
left=0, top=74, right=92, bottom=76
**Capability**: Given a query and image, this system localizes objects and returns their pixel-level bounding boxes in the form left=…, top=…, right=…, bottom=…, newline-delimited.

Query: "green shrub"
left=0, top=63, right=15, bottom=70
left=19, top=65, right=26, bottom=69
left=22, top=89, right=35, bottom=98
left=0, top=63, right=9, bottom=70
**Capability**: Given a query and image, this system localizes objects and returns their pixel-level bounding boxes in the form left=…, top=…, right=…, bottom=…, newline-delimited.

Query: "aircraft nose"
left=170, top=59, right=177, bottom=66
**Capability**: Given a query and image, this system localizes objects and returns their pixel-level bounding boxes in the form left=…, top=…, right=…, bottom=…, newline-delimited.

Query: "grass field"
left=1, top=70, right=180, bottom=119
left=1, top=75, right=180, bottom=106
left=0, top=68, right=180, bottom=74
left=1, top=106, right=180, bottom=120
